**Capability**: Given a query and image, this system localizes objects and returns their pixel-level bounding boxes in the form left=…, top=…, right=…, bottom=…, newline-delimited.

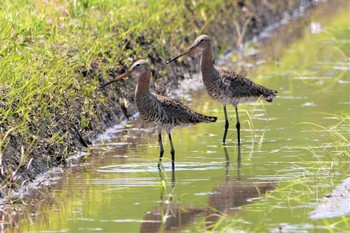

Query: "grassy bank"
left=0, top=0, right=312, bottom=194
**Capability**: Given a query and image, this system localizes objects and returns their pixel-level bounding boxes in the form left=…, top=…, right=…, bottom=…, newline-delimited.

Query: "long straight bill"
left=100, top=71, right=131, bottom=88
left=166, top=47, right=195, bottom=64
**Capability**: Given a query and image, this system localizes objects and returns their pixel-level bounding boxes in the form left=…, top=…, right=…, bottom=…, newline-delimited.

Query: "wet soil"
left=0, top=0, right=316, bottom=199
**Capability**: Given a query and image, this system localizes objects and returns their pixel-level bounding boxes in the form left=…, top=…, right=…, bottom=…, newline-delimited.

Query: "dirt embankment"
left=0, top=0, right=314, bottom=196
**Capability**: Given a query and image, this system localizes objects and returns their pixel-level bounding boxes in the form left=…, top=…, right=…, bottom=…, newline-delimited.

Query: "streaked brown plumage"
left=100, top=60, right=217, bottom=171
left=167, top=35, right=277, bottom=145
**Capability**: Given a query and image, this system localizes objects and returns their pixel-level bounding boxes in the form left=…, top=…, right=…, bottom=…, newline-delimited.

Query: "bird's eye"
left=200, top=39, right=204, bottom=43
left=136, top=64, right=140, bottom=67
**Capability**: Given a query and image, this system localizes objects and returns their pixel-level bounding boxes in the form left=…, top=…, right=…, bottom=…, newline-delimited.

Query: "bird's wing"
left=155, top=95, right=216, bottom=124
left=217, top=67, right=277, bottom=99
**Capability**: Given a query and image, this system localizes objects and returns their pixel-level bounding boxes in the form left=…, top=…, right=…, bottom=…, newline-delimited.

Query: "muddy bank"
left=0, top=0, right=316, bottom=197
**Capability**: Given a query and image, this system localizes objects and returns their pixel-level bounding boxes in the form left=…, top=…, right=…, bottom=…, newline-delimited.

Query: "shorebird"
left=167, top=35, right=277, bottom=145
left=100, top=60, right=217, bottom=171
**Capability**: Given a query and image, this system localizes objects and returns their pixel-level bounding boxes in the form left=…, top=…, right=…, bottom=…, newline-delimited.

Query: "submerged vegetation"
left=0, top=0, right=312, bottom=193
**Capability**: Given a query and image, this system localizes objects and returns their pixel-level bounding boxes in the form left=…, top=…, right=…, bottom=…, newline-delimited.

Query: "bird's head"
left=100, top=60, right=151, bottom=88
left=167, top=35, right=212, bottom=64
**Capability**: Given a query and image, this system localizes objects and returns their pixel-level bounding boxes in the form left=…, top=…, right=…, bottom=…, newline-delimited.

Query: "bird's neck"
left=135, top=74, right=152, bottom=101
left=200, top=47, right=218, bottom=84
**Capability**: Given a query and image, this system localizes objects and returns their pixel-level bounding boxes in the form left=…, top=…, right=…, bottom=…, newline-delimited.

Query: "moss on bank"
left=0, top=0, right=313, bottom=194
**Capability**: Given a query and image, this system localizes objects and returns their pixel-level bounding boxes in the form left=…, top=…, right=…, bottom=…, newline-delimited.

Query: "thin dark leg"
left=237, top=144, right=241, bottom=181
left=158, top=130, right=165, bottom=170
left=168, top=132, right=175, bottom=172
left=222, top=106, right=229, bottom=145
left=171, top=168, right=176, bottom=190
left=235, top=106, right=241, bottom=145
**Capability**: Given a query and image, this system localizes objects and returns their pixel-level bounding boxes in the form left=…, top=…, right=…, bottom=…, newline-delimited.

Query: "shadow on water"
left=140, top=146, right=276, bottom=232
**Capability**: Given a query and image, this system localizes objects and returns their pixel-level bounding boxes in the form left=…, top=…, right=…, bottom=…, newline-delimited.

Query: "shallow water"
left=5, top=1, right=350, bottom=232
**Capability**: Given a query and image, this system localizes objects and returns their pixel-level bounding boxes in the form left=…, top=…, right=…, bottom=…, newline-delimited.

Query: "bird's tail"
left=265, top=90, right=278, bottom=103
left=203, top=115, right=217, bottom=123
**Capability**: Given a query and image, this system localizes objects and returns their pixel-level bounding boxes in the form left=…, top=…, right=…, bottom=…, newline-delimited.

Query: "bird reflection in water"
left=140, top=146, right=275, bottom=232
left=140, top=170, right=205, bottom=233
left=205, top=145, right=275, bottom=230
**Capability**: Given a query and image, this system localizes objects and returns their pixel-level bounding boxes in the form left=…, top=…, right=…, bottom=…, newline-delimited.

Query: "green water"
left=12, top=2, right=350, bottom=233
